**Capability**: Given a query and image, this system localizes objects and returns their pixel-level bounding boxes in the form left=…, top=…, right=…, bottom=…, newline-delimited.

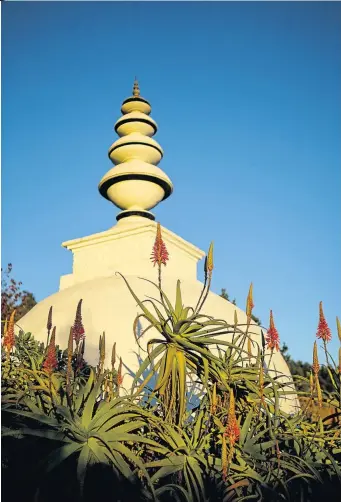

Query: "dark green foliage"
left=2, top=252, right=340, bottom=501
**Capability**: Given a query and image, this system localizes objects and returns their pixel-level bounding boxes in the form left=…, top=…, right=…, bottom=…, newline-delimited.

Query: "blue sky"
left=2, top=1, right=340, bottom=362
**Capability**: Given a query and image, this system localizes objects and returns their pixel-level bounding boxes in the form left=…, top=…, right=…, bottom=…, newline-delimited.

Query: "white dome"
left=17, top=221, right=299, bottom=415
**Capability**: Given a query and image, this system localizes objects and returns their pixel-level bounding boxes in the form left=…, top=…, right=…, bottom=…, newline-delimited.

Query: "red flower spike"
left=43, top=327, right=58, bottom=374
left=266, top=310, right=280, bottom=352
left=72, top=299, right=85, bottom=344
left=151, top=223, right=169, bottom=267
left=316, top=302, right=332, bottom=343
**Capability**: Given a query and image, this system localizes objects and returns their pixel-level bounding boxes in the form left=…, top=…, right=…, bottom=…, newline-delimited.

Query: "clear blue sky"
left=2, top=2, right=340, bottom=362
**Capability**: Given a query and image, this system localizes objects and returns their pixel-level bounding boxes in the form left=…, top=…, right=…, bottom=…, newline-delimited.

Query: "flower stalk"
left=311, top=341, right=323, bottom=412
left=195, top=242, right=214, bottom=314
left=246, top=283, right=254, bottom=334
left=316, top=302, right=332, bottom=368
left=316, top=302, right=332, bottom=343
left=259, top=364, right=266, bottom=409
left=112, top=342, right=116, bottom=372
left=224, top=388, right=240, bottom=449
left=211, top=382, right=217, bottom=415
left=266, top=310, right=280, bottom=369
left=117, top=357, right=123, bottom=388
left=3, top=310, right=15, bottom=359
left=312, top=341, right=320, bottom=376
left=72, top=299, right=85, bottom=351
left=266, top=310, right=280, bottom=352
left=337, top=316, right=341, bottom=344
left=151, top=223, right=169, bottom=292
left=98, top=332, right=105, bottom=376
left=66, top=327, right=73, bottom=399
left=43, top=326, right=58, bottom=374
left=247, top=337, right=252, bottom=364
left=221, top=433, right=228, bottom=482
left=46, top=306, right=53, bottom=348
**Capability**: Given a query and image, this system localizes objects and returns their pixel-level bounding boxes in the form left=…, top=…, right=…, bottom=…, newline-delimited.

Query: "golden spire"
left=133, top=77, right=140, bottom=97
left=99, top=80, right=173, bottom=223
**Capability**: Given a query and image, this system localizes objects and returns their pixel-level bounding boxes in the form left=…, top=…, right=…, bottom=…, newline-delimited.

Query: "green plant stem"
left=194, top=273, right=208, bottom=314
left=323, top=339, right=330, bottom=368
left=196, top=275, right=212, bottom=314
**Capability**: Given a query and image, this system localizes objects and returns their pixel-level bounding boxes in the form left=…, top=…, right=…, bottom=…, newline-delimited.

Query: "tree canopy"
left=1, top=264, right=36, bottom=332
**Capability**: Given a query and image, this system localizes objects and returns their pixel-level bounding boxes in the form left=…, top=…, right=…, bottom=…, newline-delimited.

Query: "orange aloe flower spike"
left=336, top=317, right=341, bottom=344
left=246, top=283, right=254, bottom=325
left=112, top=342, right=116, bottom=372
left=72, top=299, right=85, bottom=345
left=43, top=327, right=58, bottom=374
left=316, top=302, right=332, bottom=342
left=117, top=357, right=123, bottom=386
left=221, top=434, right=228, bottom=482
left=206, top=242, right=214, bottom=276
left=265, top=310, right=280, bottom=352
left=312, top=341, right=320, bottom=375
left=224, top=388, right=240, bottom=445
left=211, top=382, right=217, bottom=415
left=4, top=310, right=16, bottom=355
left=151, top=223, right=169, bottom=267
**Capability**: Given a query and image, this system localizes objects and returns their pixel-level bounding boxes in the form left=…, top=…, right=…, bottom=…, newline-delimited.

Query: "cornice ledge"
left=62, top=223, right=205, bottom=262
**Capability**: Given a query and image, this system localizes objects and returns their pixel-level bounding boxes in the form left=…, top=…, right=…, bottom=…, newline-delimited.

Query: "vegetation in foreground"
left=2, top=225, right=341, bottom=501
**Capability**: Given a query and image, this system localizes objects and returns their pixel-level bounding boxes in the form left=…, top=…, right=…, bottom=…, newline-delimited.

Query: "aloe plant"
left=2, top=227, right=340, bottom=501
left=3, top=368, right=172, bottom=500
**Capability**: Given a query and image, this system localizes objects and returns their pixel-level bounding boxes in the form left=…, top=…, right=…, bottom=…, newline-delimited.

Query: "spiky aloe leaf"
left=192, top=410, right=206, bottom=445
left=155, top=345, right=177, bottom=394
left=2, top=408, right=60, bottom=428
left=81, top=374, right=104, bottom=427
left=132, top=342, right=166, bottom=388
left=77, top=443, right=92, bottom=495
left=175, top=280, right=183, bottom=321
left=139, top=277, right=176, bottom=319
left=108, top=440, right=156, bottom=500
left=1, top=428, right=69, bottom=442
left=239, top=408, right=256, bottom=447
left=176, top=349, right=187, bottom=421
left=148, top=456, right=185, bottom=482
left=45, top=443, right=83, bottom=473
left=186, top=458, right=206, bottom=502
left=117, top=273, right=162, bottom=331
left=155, top=484, right=191, bottom=502
left=74, top=367, right=95, bottom=414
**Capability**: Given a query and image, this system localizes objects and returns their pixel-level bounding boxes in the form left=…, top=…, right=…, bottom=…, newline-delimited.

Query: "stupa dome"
left=17, top=80, right=299, bottom=414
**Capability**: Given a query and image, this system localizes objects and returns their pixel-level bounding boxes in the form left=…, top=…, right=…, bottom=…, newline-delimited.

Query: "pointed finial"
left=133, top=77, right=140, bottom=97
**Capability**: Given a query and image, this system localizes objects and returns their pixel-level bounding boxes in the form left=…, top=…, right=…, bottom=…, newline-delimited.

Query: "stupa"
left=17, top=80, right=299, bottom=413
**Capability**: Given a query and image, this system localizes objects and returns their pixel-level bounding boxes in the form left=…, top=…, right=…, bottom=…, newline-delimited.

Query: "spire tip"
left=133, top=78, right=140, bottom=97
